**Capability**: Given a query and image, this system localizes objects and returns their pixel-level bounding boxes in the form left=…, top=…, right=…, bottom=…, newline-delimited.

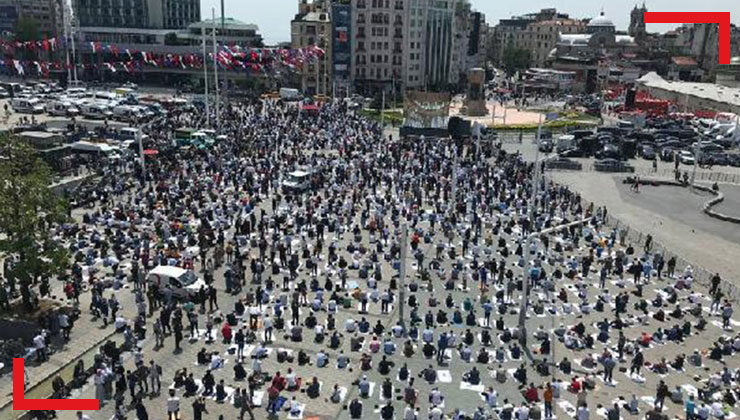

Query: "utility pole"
left=690, top=144, right=700, bottom=190
left=212, top=8, right=220, bottom=131
left=202, top=26, right=210, bottom=128
left=136, top=127, right=145, bottom=180
left=397, top=223, right=408, bottom=332
left=68, top=4, right=78, bottom=85
left=63, top=2, right=71, bottom=84
left=517, top=113, right=543, bottom=347
left=380, top=90, right=385, bottom=126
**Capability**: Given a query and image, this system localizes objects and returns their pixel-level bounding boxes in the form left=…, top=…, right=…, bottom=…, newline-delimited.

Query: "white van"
left=112, top=105, right=143, bottom=122
left=282, top=170, right=313, bottom=193
left=46, top=100, right=79, bottom=117
left=80, top=103, right=113, bottom=119
left=280, top=87, right=301, bottom=101
left=147, top=265, right=206, bottom=299
left=11, top=97, right=45, bottom=114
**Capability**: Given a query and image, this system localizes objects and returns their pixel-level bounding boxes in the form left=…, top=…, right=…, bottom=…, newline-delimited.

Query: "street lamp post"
left=397, top=223, right=408, bottom=333
left=517, top=114, right=543, bottom=346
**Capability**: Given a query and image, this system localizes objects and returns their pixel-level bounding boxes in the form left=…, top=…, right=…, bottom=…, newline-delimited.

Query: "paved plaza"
left=0, top=101, right=737, bottom=420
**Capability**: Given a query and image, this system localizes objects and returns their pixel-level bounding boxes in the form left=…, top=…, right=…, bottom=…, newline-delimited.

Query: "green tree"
left=502, top=46, right=531, bottom=77
left=13, top=17, right=40, bottom=43
left=0, top=136, right=69, bottom=310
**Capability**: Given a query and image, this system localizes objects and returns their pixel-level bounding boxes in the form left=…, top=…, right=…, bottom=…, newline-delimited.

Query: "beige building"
left=518, top=19, right=585, bottom=67
left=489, top=8, right=575, bottom=67
left=291, top=0, right=333, bottom=95
left=350, top=0, right=407, bottom=95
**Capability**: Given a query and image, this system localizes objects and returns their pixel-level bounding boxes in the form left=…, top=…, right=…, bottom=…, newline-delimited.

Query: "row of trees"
left=0, top=136, right=69, bottom=311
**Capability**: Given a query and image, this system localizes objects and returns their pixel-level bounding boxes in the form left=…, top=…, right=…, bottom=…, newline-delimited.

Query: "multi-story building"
left=0, top=0, right=64, bottom=36
left=519, top=19, right=585, bottom=67
left=72, top=0, right=200, bottom=29
left=291, top=0, right=332, bottom=95
left=331, top=1, right=352, bottom=96
left=350, top=0, right=406, bottom=96
left=489, top=8, right=573, bottom=67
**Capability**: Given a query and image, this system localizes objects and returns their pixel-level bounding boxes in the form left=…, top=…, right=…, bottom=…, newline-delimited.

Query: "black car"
left=594, top=159, right=635, bottom=173
left=546, top=157, right=583, bottom=170
left=595, top=144, right=622, bottom=160
left=538, top=139, right=553, bottom=153
left=640, top=145, right=656, bottom=160
left=660, top=147, right=677, bottom=162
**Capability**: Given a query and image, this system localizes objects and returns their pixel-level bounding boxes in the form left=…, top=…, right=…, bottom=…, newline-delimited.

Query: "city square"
left=0, top=1, right=739, bottom=420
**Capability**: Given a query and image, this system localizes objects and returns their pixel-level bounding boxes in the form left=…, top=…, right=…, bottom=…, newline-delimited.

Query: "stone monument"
left=463, top=67, right=487, bottom=116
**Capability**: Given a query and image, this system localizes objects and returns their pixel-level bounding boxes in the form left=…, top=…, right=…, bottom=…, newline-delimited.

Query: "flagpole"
left=69, top=4, right=78, bottom=85
left=63, top=6, right=71, bottom=84
left=202, top=25, right=210, bottom=128
left=212, top=8, right=220, bottom=131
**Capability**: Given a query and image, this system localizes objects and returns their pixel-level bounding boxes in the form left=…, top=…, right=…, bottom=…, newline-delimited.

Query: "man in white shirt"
left=167, top=389, right=180, bottom=420
left=210, top=353, right=224, bottom=369
left=429, top=405, right=443, bottom=420
left=33, top=332, right=46, bottom=362
left=517, top=404, right=530, bottom=420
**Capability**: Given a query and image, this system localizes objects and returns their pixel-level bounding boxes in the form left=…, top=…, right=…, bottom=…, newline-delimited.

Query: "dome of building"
left=588, top=12, right=614, bottom=27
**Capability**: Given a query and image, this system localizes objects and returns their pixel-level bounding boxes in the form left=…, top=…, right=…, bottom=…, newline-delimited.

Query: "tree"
left=502, top=46, right=531, bottom=77
left=14, top=17, right=40, bottom=43
left=0, top=136, right=69, bottom=310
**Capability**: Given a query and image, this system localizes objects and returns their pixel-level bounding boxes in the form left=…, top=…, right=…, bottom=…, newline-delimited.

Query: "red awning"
left=300, top=104, right=319, bottom=111
left=143, top=149, right=159, bottom=156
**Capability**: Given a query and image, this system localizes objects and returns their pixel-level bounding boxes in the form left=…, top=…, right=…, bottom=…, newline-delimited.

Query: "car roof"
left=149, top=265, right=187, bottom=278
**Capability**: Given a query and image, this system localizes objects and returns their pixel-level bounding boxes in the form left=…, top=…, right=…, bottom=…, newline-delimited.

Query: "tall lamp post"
left=517, top=114, right=543, bottom=346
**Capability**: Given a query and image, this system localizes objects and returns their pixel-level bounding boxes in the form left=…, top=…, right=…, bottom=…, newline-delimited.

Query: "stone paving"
left=2, top=113, right=738, bottom=420
left=49, top=171, right=740, bottom=420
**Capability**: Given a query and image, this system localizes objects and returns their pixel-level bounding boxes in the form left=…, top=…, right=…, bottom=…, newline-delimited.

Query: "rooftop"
left=588, top=12, right=614, bottom=27
left=637, top=72, right=740, bottom=106
left=189, top=18, right=258, bottom=32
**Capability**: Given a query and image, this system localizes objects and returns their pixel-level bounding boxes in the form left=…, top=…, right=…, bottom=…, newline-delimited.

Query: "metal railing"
left=602, top=214, right=739, bottom=303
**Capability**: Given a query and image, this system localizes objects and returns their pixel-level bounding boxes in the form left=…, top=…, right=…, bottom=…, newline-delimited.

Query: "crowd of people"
left=0, top=96, right=738, bottom=420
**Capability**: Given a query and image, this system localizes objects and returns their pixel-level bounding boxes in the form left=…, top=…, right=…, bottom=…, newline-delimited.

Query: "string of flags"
left=1, top=38, right=325, bottom=77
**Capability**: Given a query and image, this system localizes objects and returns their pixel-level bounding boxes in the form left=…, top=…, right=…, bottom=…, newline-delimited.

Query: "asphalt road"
left=615, top=183, right=740, bottom=246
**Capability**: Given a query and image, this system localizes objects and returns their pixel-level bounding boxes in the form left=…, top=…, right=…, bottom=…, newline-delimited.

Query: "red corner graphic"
left=644, top=12, right=731, bottom=65
left=13, top=358, right=99, bottom=411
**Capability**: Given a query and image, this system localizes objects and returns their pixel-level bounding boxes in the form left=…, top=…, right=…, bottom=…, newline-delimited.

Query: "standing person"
left=686, top=395, right=696, bottom=420
left=266, top=383, right=280, bottom=414
left=149, top=361, right=161, bottom=394
left=208, top=286, right=219, bottom=312
left=709, top=273, right=721, bottom=296
left=630, top=349, right=644, bottom=376
left=543, top=383, right=554, bottom=419
left=167, top=389, right=180, bottom=420
left=33, top=331, right=47, bottom=362
left=192, top=396, right=208, bottom=420
left=135, top=396, right=149, bottom=420
left=655, top=380, right=668, bottom=410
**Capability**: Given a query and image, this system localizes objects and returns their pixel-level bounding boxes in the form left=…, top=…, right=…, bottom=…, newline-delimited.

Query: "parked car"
left=545, top=157, right=583, bottom=170
left=11, top=97, right=45, bottom=113
left=660, top=147, right=677, bottom=162
left=595, top=144, right=622, bottom=160
left=147, top=265, right=206, bottom=300
left=678, top=150, right=695, bottom=165
left=538, top=139, right=553, bottom=153
left=594, top=159, right=635, bottom=173
left=728, top=154, right=740, bottom=167
left=640, top=145, right=656, bottom=160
